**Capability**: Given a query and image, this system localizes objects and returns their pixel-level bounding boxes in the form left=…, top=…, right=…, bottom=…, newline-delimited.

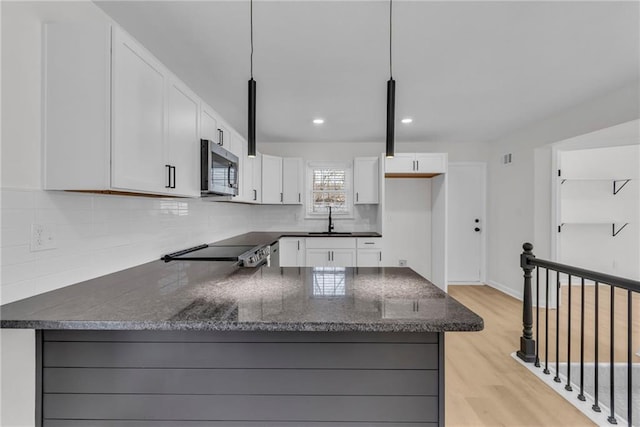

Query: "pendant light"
left=385, top=0, right=395, bottom=158
left=248, top=0, right=257, bottom=157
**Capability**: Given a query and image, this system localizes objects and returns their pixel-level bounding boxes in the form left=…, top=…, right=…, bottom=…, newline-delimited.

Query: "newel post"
left=517, top=242, right=536, bottom=362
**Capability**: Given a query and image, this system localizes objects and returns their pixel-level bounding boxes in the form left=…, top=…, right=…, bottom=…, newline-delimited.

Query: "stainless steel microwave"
left=200, top=139, right=239, bottom=196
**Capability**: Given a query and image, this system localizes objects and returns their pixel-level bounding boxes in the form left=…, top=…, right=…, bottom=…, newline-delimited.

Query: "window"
left=312, top=267, right=346, bottom=297
left=307, top=162, right=352, bottom=217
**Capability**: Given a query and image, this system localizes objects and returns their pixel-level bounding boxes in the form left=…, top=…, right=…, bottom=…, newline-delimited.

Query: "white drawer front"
left=305, top=237, right=356, bottom=249
left=357, top=238, right=382, bottom=249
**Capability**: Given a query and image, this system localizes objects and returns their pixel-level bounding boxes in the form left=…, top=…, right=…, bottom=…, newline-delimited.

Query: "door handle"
left=356, top=192, right=359, bottom=202
left=280, top=192, right=283, bottom=203
left=170, top=166, right=176, bottom=189
left=328, top=251, right=331, bottom=261
left=379, top=251, right=382, bottom=262
left=165, top=164, right=172, bottom=188
left=253, top=189, right=257, bottom=201
left=297, top=240, right=300, bottom=251
left=416, top=160, right=419, bottom=171
left=298, top=193, right=301, bottom=203
left=474, top=227, right=481, bottom=232
left=217, top=129, right=224, bottom=146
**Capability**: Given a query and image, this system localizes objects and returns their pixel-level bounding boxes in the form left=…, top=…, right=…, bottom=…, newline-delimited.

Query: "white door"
left=166, top=79, right=200, bottom=197
left=111, top=28, right=166, bottom=194
left=384, top=153, right=415, bottom=174
left=306, top=249, right=330, bottom=267
left=447, top=163, right=485, bottom=283
left=282, top=158, right=303, bottom=204
left=354, top=157, right=379, bottom=204
left=262, top=154, right=283, bottom=204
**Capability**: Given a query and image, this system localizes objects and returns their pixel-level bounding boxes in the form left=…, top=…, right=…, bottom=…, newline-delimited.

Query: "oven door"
left=201, top=139, right=239, bottom=196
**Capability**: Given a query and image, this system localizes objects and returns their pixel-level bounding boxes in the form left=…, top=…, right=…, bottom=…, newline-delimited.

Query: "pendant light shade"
left=385, top=0, right=395, bottom=158
left=248, top=78, right=256, bottom=157
left=386, top=78, right=395, bottom=158
left=247, top=0, right=257, bottom=158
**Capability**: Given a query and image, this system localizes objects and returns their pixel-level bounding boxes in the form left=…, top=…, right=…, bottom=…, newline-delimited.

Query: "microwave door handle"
left=227, top=164, right=232, bottom=187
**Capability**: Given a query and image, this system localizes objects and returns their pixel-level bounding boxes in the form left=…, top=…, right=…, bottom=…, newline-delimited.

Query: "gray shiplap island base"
left=1, top=244, right=482, bottom=427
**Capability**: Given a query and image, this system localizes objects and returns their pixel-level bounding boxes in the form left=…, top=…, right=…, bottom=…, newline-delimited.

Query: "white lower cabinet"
left=305, top=238, right=357, bottom=267
left=356, top=238, right=383, bottom=267
left=279, top=237, right=306, bottom=267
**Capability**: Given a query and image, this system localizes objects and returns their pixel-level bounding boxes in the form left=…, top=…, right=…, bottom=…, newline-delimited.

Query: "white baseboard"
left=448, top=281, right=485, bottom=286
left=487, top=280, right=522, bottom=301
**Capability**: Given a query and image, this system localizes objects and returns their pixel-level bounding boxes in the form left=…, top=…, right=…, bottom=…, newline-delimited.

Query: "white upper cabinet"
left=44, top=23, right=202, bottom=197
left=262, top=154, right=283, bottom=204
left=250, top=153, right=263, bottom=203
left=111, top=27, right=166, bottom=194
left=282, top=158, right=303, bottom=204
left=166, top=78, right=200, bottom=197
left=354, top=157, right=379, bottom=204
left=385, top=153, right=447, bottom=176
left=200, top=103, right=218, bottom=142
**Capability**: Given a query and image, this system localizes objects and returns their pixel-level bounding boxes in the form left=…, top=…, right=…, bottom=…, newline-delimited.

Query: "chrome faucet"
left=327, top=206, right=334, bottom=233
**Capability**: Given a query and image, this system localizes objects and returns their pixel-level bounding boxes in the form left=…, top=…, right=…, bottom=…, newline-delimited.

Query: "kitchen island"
left=1, top=242, right=482, bottom=427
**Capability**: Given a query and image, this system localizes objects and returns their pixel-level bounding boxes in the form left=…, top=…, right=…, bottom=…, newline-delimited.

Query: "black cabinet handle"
left=417, top=160, right=419, bottom=171
left=165, top=165, right=172, bottom=188
left=298, top=193, right=301, bottom=203
left=297, top=240, right=300, bottom=251
left=379, top=251, right=382, bottom=262
left=328, top=251, right=331, bottom=261
left=217, top=129, right=224, bottom=146
left=253, top=189, right=257, bottom=201
left=171, top=166, right=176, bottom=189
left=356, top=192, right=359, bottom=202
left=280, top=192, right=283, bottom=203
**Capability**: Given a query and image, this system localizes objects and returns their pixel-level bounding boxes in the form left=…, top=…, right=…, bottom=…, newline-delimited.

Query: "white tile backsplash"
left=0, top=188, right=258, bottom=304
left=0, top=188, right=379, bottom=304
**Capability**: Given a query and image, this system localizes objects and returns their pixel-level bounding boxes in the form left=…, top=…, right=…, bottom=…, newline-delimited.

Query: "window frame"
left=305, top=161, right=354, bottom=219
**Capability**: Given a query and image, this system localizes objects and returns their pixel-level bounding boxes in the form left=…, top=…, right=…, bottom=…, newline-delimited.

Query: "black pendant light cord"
left=250, top=0, right=254, bottom=79
left=389, top=0, right=393, bottom=79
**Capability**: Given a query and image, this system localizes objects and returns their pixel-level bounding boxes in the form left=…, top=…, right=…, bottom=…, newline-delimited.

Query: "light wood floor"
left=446, top=285, right=599, bottom=427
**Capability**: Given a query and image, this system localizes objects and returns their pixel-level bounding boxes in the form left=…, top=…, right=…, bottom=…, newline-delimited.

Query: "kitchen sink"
left=308, top=232, right=353, bottom=235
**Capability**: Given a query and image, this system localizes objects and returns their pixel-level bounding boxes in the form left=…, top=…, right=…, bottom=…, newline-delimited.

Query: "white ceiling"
left=95, top=1, right=639, bottom=143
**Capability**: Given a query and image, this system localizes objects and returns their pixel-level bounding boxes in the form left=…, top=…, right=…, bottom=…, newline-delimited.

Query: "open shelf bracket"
left=612, top=223, right=629, bottom=237
left=613, top=179, right=631, bottom=195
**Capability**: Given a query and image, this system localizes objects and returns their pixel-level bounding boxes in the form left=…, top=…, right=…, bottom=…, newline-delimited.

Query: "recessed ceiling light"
left=401, top=118, right=413, bottom=124
left=313, top=118, right=325, bottom=124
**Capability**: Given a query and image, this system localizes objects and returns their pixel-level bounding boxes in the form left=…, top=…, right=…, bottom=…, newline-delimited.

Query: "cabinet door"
left=111, top=28, right=166, bottom=193
left=262, top=154, right=283, bottom=204
left=200, top=103, right=217, bottom=142
left=280, top=238, right=305, bottom=267
left=166, top=79, right=200, bottom=197
left=332, top=249, right=356, bottom=267
left=357, top=249, right=382, bottom=267
left=306, top=249, right=331, bottom=267
left=251, top=153, right=263, bottom=203
left=282, top=158, right=303, bottom=204
left=415, top=153, right=447, bottom=174
left=384, top=153, right=415, bottom=174
left=354, top=157, right=379, bottom=204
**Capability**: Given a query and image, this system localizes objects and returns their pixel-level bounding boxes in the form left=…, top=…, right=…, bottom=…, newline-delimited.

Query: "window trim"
left=305, top=161, right=354, bottom=219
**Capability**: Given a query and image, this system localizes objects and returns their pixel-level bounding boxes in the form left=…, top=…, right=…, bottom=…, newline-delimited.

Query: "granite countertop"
left=0, top=231, right=482, bottom=333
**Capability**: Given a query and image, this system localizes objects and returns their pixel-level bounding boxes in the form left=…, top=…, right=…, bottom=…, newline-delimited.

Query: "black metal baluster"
left=627, top=290, right=632, bottom=427
left=594, top=281, right=601, bottom=412
left=545, top=268, right=550, bottom=375
left=578, top=277, right=586, bottom=401
left=554, top=271, right=561, bottom=383
left=535, top=266, right=540, bottom=367
left=566, top=274, right=573, bottom=391
left=608, top=285, right=617, bottom=424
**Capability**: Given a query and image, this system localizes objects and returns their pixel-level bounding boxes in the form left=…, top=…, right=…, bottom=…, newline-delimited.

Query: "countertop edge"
left=0, top=319, right=483, bottom=333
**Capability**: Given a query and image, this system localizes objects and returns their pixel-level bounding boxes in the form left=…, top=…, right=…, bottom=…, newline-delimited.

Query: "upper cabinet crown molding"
left=384, top=153, right=447, bottom=178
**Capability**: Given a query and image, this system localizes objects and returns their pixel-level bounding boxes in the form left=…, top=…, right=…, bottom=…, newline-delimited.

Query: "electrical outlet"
left=30, top=223, right=57, bottom=252
left=398, top=259, right=407, bottom=267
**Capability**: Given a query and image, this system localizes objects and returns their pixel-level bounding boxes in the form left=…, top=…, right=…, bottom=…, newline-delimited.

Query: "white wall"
left=487, top=84, right=639, bottom=299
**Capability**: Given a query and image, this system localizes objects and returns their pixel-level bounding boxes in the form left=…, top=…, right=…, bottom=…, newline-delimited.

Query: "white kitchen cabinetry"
left=262, top=154, right=283, bottom=204
left=111, top=27, right=166, bottom=194
left=279, top=237, right=306, bottom=267
left=305, top=238, right=357, bottom=267
left=262, top=155, right=302, bottom=205
left=43, top=23, right=200, bottom=197
left=356, top=237, right=383, bottom=267
left=200, top=103, right=218, bottom=143
left=385, top=153, right=447, bottom=176
left=282, top=158, right=304, bottom=204
left=166, top=78, right=200, bottom=197
left=354, top=157, right=379, bottom=204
